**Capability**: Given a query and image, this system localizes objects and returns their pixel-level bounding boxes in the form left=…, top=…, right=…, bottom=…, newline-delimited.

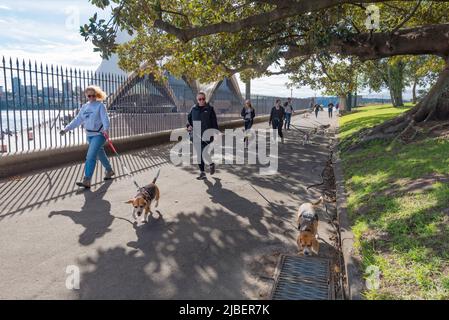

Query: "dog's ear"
left=125, top=199, right=134, bottom=204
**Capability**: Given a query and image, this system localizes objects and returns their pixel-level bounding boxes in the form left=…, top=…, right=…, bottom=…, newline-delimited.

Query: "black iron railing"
left=0, top=56, right=311, bottom=155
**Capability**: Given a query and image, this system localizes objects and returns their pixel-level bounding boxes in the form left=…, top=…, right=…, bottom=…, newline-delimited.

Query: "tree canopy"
left=82, top=0, right=449, bottom=83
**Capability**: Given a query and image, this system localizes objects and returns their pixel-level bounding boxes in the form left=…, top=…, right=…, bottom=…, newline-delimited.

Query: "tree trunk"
left=389, top=89, right=396, bottom=107
left=339, top=95, right=347, bottom=110
left=245, top=80, right=251, bottom=100
left=412, top=79, right=417, bottom=104
left=348, top=59, right=449, bottom=148
left=346, top=92, right=353, bottom=111
left=388, top=60, right=405, bottom=107
left=412, top=63, right=449, bottom=122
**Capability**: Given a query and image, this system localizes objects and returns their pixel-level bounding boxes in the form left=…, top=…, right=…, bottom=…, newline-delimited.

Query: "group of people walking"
left=312, top=102, right=339, bottom=118
left=241, top=97, right=294, bottom=146
left=62, top=85, right=299, bottom=185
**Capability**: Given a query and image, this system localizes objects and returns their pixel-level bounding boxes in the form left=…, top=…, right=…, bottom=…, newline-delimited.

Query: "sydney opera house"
left=96, top=31, right=244, bottom=117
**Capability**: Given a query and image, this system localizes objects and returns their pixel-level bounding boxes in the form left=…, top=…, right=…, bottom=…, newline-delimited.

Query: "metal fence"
left=0, top=56, right=311, bottom=155
left=249, top=94, right=311, bottom=115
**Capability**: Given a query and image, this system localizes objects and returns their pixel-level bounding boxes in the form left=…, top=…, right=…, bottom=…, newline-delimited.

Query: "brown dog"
left=125, top=170, right=160, bottom=223
left=296, top=196, right=323, bottom=256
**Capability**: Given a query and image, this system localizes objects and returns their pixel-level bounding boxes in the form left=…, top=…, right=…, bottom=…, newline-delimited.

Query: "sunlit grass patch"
left=339, top=104, right=449, bottom=300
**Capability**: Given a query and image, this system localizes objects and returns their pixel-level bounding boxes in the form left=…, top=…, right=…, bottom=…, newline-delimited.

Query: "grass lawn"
left=339, top=104, right=449, bottom=299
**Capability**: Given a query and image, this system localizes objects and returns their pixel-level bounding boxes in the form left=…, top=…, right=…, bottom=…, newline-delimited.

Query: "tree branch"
left=391, top=0, right=422, bottom=34
left=153, top=0, right=436, bottom=42
left=284, top=23, right=449, bottom=61
left=316, top=56, right=337, bottom=82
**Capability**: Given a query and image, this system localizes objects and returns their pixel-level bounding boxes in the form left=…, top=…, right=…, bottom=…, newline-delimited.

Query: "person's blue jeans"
left=284, top=113, right=292, bottom=129
left=85, top=135, right=112, bottom=179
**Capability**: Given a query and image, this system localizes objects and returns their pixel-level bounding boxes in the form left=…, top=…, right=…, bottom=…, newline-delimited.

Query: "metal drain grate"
left=271, top=255, right=332, bottom=300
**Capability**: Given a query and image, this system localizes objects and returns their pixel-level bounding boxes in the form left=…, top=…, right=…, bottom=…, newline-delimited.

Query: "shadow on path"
left=48, top=181, right=114, bottom=246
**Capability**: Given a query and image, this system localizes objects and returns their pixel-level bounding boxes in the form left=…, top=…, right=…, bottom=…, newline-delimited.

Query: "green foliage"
left=288, top=55, right=361, bottom=97
left=81, top=0, right=449, bottom=85
left=340, top=104, right=449, bottom=299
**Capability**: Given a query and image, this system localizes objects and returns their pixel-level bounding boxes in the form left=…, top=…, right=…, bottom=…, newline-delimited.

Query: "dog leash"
left=290, top=124, right=308, bottom=134
left=247, top=183, right=298, bottom=229
left=103, top=132, right=156, bottom=196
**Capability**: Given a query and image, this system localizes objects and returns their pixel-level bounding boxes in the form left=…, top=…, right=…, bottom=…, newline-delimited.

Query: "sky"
left=0, top=0, right=408, bottom=99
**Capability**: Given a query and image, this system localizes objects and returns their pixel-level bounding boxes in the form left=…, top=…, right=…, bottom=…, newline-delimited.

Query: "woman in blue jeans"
left=60, top=85, right=114, bottom=188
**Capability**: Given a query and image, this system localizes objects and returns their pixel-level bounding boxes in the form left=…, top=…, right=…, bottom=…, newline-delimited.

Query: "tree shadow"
left=0, top=144, right=171, bottom=220
left=203, top=177, right=269, bottom=237
left=76, top=207, right=273, bottom=299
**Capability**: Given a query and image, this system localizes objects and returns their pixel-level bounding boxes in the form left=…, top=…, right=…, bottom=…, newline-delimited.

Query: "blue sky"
left=0, top=0, right=401, bottom=99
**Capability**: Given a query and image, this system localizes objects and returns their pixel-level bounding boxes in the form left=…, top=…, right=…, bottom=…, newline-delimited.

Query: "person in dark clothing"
left=313, top=104, right=322, bottom=118
left=241, top=99, right=256, bottom=131
left=187, top=91, right=219, bottom=180
left=269, top=99, right=285, bottom=143
left=328, top=103, right=334, bottom=118
left=241, top=99, right=255, bottom=146
left=284, top=98, right=294, bottom=130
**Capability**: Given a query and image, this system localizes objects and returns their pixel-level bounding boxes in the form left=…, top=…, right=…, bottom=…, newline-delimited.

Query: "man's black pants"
left=197, top=140, right=213, bottom=172
left=272, top=119, right=283, bottom=138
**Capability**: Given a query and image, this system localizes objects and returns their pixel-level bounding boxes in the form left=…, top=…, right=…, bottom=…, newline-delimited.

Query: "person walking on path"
left=241, top=99, right=255, bottom=131
left=241, top=99, right=255, bottom=145
left=284, top=98, right=294, bottom=130
left=187, top=91, right=219, bottom=180
left=60, top=85, right=114, bottom=188
left=313, top=103, right=322, bottom=118
left=269, top=99, right=285, bottom=143
left=328, top=102, right=334, bottom=118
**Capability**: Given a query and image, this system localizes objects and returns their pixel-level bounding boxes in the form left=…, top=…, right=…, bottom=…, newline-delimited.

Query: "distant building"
left=97, top=29, right=243, bottom=113
left=25, top=85, right=37, bottom=94
left=12, top=77, right=23, bottom=94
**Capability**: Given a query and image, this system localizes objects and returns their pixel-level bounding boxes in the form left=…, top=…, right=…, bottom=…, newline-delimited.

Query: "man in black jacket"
left=269, top=99, right=285, bottom=143
left=187, top=91, right=219, bottom=180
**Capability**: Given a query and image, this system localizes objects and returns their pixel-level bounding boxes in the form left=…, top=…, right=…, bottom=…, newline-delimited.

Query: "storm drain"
left=270, top=255, right=332, bottom=300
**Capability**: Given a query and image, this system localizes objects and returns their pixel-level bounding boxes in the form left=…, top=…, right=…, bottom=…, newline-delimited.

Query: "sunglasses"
left=87, top=95, right=96, bottom=98
left=197, top=98, right=206, bottom=101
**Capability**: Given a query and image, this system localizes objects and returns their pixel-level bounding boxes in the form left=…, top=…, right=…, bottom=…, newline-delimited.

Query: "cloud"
left=0, top=0, right=416, bottom=99
left=236, top=73, right=318, bottom=98
left=0, top=9, right=102, bottom=69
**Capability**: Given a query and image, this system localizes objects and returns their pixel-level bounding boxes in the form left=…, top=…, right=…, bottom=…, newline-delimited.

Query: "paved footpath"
left=0, top=110, right=338, bottom=299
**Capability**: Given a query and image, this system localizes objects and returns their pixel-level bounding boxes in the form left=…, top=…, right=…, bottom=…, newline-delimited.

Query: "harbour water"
left=0, top=109, right=84, bottom=153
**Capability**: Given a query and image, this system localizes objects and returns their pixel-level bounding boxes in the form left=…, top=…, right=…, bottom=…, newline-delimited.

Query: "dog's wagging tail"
left=152, top=168, right=161, bottom=184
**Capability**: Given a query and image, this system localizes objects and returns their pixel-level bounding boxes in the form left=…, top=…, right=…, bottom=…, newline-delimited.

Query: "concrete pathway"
left=0, top=110, right=339, bottom=299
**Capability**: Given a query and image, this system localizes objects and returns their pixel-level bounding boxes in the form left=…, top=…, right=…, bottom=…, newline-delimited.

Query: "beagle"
left=125, top=170, right=161, bottom=223
left=296, top=196, right=323, bottom=256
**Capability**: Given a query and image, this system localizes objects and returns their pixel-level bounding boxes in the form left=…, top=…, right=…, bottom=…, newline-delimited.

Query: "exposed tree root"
left=427, top=121, right=449, bottom=133
left=342, top=62, right=449, bottom=151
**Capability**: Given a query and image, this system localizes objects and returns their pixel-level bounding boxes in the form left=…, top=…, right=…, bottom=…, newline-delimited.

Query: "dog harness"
left=137, top=184, right=156, bottom=201
left=298, top=211, right=318, bottom=232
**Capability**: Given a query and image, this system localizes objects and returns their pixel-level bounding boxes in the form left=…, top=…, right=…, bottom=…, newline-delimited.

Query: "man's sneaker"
left=209, top=163, right=215, bottom=175
left=104, top=170, right=115, bottom=180
left=76, top=177, right=91, bottom=188
left=196, top=172, right=206, bottom=180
